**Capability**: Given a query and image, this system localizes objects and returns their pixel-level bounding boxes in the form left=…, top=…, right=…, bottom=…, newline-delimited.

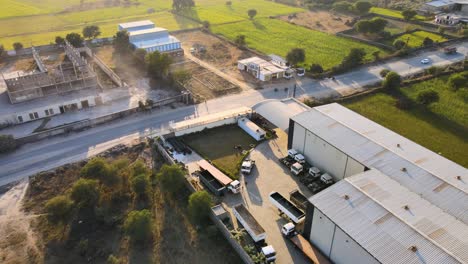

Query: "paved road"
left=0, top=43, right=466, bottom=186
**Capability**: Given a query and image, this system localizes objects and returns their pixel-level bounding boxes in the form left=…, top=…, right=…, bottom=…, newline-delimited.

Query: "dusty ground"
left=278, top=11, right=353, bottom=34
left=0, top=181, right=42, bottom=264
left=170, top=58, right=239, bottom=101
left=172, top=31, right=261, bottom=87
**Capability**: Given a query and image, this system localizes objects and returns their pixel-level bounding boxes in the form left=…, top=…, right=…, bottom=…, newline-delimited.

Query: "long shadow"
left=252, top=19, right=266, bottom=31
left=173, top=7, right=201, bottom=28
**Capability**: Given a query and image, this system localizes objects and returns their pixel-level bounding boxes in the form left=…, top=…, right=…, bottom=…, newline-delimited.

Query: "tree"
left=134, top=48, right=147, bottom=63
left=393, top=39, right=406, bottom=50
left=55, top=36, right=65, bottom=46
left=448, top=73, right=468, bottom=90
left=71, top=179, right=100, bottom=208
left=286, top=48, right=306, bottom=66
left=382, top=71, right=401, bottom=90
left=45, top=195, right=74, bottom=223
left=66, top=32, right=84, bottom=47
left=172, top=0, right=195, bottom=11
left=157, top=164, right=185, bottom=194
left=82, top=25, right=101, bottom=40
left=0, top=135, right=17, bottom=153
left=372, top=50, right=381, bottom=61
left=309, top=64, right=324, bottom=74
left=188, top=191, right=212, bottom=224
left=171, top=70, right=192, bottom=86
left=369, top=17, right=387, bottom=34
left=0, top=44, right=4, bottom=58
left=355, top=20, right=372, bottom=34
left=354, top=1, right=372, bottom=14
left=131, top=174, right=150, bottom=197
left=379, top=69, right=390, bottom=77
left=124, top=209, right=153, bottom=243
left=332, top=1, right=353, bottom=12
left=13, top=42, right=23, bottom=51
left=247, top=9, right=257, bottom=19
left=417, top=90, right=439, bottom=105
left=341, top=48, right=366, bottom=68
left=113, top=30, right=130, bottom=54
left=145, top=51, right=173, bottom=79
left=131, top=160, right=148, bottom=177
left=80, top=157, right=119, bottom=186
left=402, top=9, right=417, bottom=21
left=202, top=20, right=210, bottom=31
left=234, top=35, right=246, bottom=47
left=422, top=37, right=434, bottom=47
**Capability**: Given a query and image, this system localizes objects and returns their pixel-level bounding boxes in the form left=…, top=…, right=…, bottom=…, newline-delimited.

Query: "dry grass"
left=278, top=11, right=353, bottom=34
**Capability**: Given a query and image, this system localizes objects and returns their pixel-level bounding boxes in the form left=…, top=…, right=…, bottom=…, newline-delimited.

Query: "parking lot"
left=174, top=128, right=312, bottom=264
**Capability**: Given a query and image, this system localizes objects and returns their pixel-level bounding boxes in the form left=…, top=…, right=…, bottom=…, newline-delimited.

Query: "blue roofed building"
left=118, top=20, right=183, bottom=54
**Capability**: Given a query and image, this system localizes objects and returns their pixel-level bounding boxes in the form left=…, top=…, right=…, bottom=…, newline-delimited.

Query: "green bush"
left=0, top=134, right=17, bottom=153
left=71, top=179, right=100, bottom=208
left=124, top=209, right=153, bottom=243
left=380, top=69, right=390, bottom=78
left=131, top=174, right=150, bottom=197
left=417, top=90, right=439, bottom=105
left=188, top=191, right=212, bottom=224
left=382, top=71, right=401, bottom=90
left=333, top=1, right=353, bottom=12
left=45, top=195, right=74, bottom=223
left=156, top=164, right=186, bottom=194
left=448, top=73, right=468, bottom=90
left=81, top=157, right=115, bottom=185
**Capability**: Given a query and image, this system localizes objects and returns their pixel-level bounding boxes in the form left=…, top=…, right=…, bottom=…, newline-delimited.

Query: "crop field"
left=212, top=18, right=387, bottom=69
left=343, top=76, right=468, bottom=167
left=370, top=7, right=426, bottom=20
left=394, top=30, right=448, bottom=47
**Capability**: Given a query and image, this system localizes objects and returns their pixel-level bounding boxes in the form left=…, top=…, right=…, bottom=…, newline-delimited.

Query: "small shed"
left=238, top=117, right=266, bottom=141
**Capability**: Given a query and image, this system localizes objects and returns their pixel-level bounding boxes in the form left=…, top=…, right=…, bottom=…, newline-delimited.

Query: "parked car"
left=420, top=58, right=431, bottom=64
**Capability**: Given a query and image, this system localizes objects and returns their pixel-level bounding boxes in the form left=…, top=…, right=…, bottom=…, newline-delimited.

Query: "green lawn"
left=394, top=30, right=448, bottom=47
left=343, top=76, right=468, bottom=167
left=182, top=124, right=258, bottom=179
left=212, top=18, right=387, bottom=69
left=370, top=7, right=426, bottom=20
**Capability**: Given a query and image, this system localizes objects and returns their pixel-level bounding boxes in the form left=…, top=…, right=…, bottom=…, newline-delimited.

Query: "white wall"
left=310, top=209, right=335, bottom=257
left=344, top=156, right=366, bottom=178
left=330, top=227, right=380, bottom=264
left=174, top=116, right=238, bottom=137
left=292, top=123, right=306, bottom=152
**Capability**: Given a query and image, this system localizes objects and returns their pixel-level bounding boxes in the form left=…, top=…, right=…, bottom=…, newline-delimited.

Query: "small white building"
left=237, top=57, right=288, bottom=81
left=237, top=117, right=266, bottom=141
left=118, top=20, right=182, bottom=54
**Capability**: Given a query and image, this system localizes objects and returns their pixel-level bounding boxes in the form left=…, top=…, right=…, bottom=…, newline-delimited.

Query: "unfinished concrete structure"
left=3, top=41, right=98, bottom=104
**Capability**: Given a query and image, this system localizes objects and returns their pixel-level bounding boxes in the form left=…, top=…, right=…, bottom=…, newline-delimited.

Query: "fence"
left=78, top=46, right=125, bottom=87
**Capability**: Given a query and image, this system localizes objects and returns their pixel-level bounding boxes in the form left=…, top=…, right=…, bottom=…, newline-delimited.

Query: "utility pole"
left=292, top=83, right=297, bottom=98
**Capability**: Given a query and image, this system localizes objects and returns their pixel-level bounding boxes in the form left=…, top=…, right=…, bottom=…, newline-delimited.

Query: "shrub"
left=395, top=97, right=413, bottom=110
left=124, top=209, right=153, bottom=243
left=457, top=88, right=468, bottom=102
left=45, top=195, right=74, bottom=223
left=393, top=39, right=406, bottom=50
left=286, top=48, right=306, bottom=66
left=448, top=73, right=468, bottom=90
left=65, top=32, right=84, bottom=47
left=248, top=9, right=257, bottom=19
left=309, top=63, right=324, bottom=74
left=13, top=42, right=23, bottom=51
left=417, top=90, right=439, bottom=105
left=422, top=37, right=434, bottom=47
left=382, top=71, right=401, bottom=90
left=131, top=160, right=148, bottom=178
left=354, top=1, right=372, bottom=14
left=332, top=1, right=353, bottom=12
left=131, top=174, right=150, bottom=197
left=188, top=191, right=212, bottom=224
left=0, top=134, right=17, bottom=153
left=380, top=69, right=390, bottom=78
left=55, top=36, right=65, bottom=45
left=156, top=164, right=185, bottom=194
left=425, top=66, right=440, bottom=76
left=81, top=157, right=111, bottom=179
left=234, top=34, right=246, bottom=47
left=70, top=179, right=100, bottom=208
left=341, top=48, right=366, bottom=69
left=402, top=10, right=417, bottom=21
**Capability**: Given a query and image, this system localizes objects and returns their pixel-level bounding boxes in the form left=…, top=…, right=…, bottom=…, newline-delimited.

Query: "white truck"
left=291, top=162, right=303, bottom=176
left=269, top=192, right=305, bottom=224
left=261, top=245, right=277, bottom=263
left=320, top=173, right=334, bottom=185
left=282, top=223, right=330, bottom=264
left=232, top=204, right=267, bottom=243
left=228, top=180, right=241, bottom=193
left=241, top=159, right=255, bottom=174
left=309, top=167, right=321, bottom=178
left=288, top=149, right=305, bottom=164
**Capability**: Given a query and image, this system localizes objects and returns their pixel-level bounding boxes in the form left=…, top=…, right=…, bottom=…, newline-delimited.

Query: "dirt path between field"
left=0, top=181, right=42, bottom=264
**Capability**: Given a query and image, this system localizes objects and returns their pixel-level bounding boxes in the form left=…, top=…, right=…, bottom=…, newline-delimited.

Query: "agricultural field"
left=370, top=7, right=427, bottom=20
left=343, top=75, right=468, bottom=167
left=277, top=11, right=353, bottom=34
left=182, top=124, right=258, bottom=179
left=393, top=30, right=448, bottom=47
left=212, top=18, right=387, bottom=69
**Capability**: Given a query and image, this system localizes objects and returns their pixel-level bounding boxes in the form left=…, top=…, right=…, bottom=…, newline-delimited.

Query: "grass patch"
left=393, top=30, right=448, bottom=47
left=212, top=18, right=387, bottom=69
left=370, top=7, right=426, bottom=20
left=343, top=77, right=468, bottom=167
left=182, top=124, right=258, bottom=179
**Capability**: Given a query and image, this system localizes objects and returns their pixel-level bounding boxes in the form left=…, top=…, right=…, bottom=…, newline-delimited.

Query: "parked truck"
left=444, top=46, right=457, bottom=54
left=232, top=204, right=267, bottom=243
left=261, top=245, right=277, bottom=263
left=241, top=159, right=255, bottom=174
left=282, top=223, right=330, bottom=264
left=269, top=192, right=305, bottom=224
left=197, top=160, right=240, bottom=195
left=289, top=189, right=310, bottom=211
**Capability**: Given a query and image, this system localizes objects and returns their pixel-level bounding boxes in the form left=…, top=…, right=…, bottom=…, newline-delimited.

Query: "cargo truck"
left=282, top=223, right=330, bottom=264
left=269, top=192, right=305, bottom=224
left=232, top=204, right=267, bottom=243
left=197, top=160, right=240, bottom=195
left=289, top=189, right=310, bottom=211
left=241, top=159, right=255, bottom=174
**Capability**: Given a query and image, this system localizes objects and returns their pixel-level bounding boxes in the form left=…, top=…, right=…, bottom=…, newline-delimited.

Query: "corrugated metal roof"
left=292, top=103, right=468, bottom=225
left=310, top=170, right=468, bottom=263
left=128, top=27, right=168, bottom=36
left=119, top=20, right=154, bottom=29
left=253, top=99, right=309, bottom=131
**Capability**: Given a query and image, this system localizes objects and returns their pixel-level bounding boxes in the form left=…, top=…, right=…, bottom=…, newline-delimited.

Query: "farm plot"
left=370, top=7, right=426, bottom=20
left=172, top=30, right=261, bottom=87
left=170, top=59, right=239, bottom=101
left=212, top=18, right=387, bottom=69
left=393, top=30, right=448, bottom=47
left=277, top=11, right=353, bottom=34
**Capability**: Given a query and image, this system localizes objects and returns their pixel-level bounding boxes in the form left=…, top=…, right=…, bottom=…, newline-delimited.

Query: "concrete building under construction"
left=3, top=41, right=98, bottom=104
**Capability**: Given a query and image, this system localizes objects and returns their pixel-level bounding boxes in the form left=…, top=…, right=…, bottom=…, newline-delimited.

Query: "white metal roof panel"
left=119, top=20, right=154, bottom=29
left=291, top=103, right=468, bottom=225
left=253, top=99, right=308, bottom=131
left=310, top=173, right=465, bottom=264
left=128, top=27, right=168, bottom=36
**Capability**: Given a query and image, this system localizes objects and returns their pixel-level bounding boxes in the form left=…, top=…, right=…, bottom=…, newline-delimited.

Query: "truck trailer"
left=197, top=160, right=240, bottom=195
left=282, top=223, right=330, bottom=264
left=238, top=117, right=266, bottom=141
left=289, top=189, right=310, bottom=211
left=269, top=192, right=305, bottom=224
left=232, top=204, right=267, bottom=243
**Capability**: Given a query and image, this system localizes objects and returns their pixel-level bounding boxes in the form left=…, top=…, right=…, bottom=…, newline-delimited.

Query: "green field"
left=343, top=76, right=468, bottom=167
left=212, top=18, right=387, bottom=69
left=394, top=30, right=448, bottom=47
left=370, top=7, right=426, bottom=20
left=182, top=124, right=258, bottom=179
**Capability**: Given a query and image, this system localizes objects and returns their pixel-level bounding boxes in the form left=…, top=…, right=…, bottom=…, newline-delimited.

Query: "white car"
left=420, top=58, right=431, bottom=64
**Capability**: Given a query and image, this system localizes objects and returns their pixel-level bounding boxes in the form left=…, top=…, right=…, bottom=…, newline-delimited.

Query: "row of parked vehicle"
left=279, top=149, right=334, bottom=194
